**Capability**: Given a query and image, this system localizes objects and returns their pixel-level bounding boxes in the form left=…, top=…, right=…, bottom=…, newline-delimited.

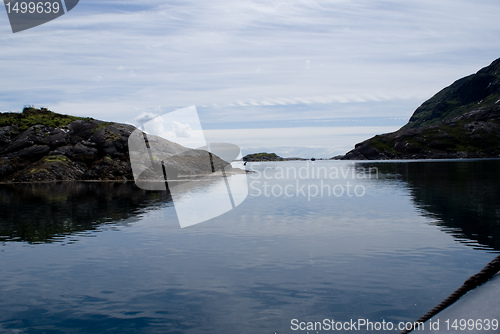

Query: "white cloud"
left=172, top=121, right=193, bottom=138
left=135, top=112, right=158, bottom=124
left=0, top=0, right=499, bottom=156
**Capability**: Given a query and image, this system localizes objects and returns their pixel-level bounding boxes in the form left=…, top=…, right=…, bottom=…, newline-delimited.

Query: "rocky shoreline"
left=0, top=107, right=233, bottom=183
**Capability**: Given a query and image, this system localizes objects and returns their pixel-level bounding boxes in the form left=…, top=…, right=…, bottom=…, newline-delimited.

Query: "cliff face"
left=342, top=58, right=500, bottom=160
left=0, top=107, right=229, bottom=182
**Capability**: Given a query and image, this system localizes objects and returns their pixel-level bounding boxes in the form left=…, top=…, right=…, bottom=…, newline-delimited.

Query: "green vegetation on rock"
left=0, top=107, right=135, bottom=182
left=44, top=155, right=69, bottom=163
left=0, top=106, right=89, bottom=131
left=405, top=59, right=500, bottom=129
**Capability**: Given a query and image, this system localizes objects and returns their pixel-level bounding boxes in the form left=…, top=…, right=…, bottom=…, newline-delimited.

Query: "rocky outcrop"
left=342, top=58, right=500, bottom=160
left=243, top=152, right=284, bottom=162
left=0, top=107, right=231, bottom=182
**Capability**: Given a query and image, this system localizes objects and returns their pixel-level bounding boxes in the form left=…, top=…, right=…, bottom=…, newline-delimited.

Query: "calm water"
left=1, top=160, right=500, bottom=333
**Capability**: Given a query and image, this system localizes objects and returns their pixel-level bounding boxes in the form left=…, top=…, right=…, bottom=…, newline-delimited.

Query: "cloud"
left=2, top=1, right=499, bottom=108
left=205, top=92, right=428, bottom=108
left=135, top=112, right=158, bottom=124
left=1, top=0, right=500, bottom=156
left=172, top=121, right=193, bottom=138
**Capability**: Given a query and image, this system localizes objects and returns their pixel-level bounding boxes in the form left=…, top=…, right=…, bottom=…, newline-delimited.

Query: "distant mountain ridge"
left=342, top=58, right=500, bottom=160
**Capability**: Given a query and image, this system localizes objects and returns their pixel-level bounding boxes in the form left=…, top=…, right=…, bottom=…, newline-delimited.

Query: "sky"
left=1, top=0, right=500, bottom=158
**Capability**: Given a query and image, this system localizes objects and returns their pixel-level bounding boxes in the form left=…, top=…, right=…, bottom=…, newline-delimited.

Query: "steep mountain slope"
left=342, top=58, right=500, bottom=160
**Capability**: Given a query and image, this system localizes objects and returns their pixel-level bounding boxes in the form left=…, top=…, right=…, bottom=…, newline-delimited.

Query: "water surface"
left=1, top=160, right=499, bottom=333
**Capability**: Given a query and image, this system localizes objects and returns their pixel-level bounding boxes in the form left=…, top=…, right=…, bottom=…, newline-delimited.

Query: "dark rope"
left=400, top=254, right=500, bottom=334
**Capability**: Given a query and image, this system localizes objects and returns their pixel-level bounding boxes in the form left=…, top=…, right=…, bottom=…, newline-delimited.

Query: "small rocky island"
left=242, top=153, right=310, bottom=162
left=0, top=107, right=229, bottom=183
left=243, top=152, right=284, bottom=162
left=341, top=57, right=500, bottom=160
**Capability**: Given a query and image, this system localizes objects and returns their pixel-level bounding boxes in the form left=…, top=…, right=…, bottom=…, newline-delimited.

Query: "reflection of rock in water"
left=0, top=182, right=172, bottom=243
left=358, top=160, right=500, bottom=251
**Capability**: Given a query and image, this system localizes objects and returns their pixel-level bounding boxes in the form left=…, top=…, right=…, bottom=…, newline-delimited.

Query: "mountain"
left=0, top=107, right=229, bottom=182
left=342, top=58, right=500, bottom=160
